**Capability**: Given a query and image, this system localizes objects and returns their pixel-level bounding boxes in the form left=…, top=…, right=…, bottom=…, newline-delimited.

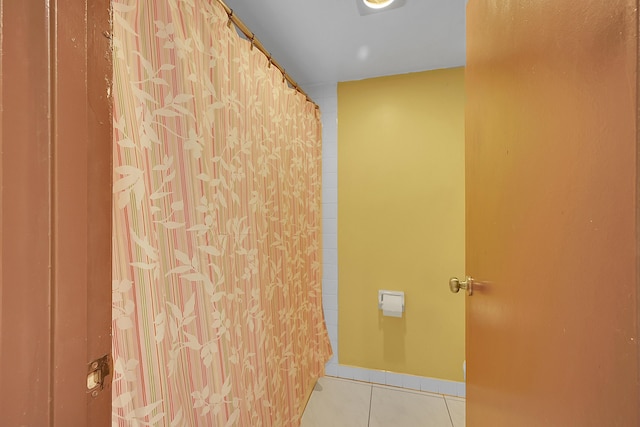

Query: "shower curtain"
left=111, top=1, right=332, bottom=425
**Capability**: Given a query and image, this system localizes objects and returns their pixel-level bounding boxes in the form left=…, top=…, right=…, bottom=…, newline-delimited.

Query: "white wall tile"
left=350, top=367, right=371, bottom=383
left=322, top=279, right=338, bottom=295
left=456, top=382, right=466, bottom=398
left=323, top=128, right=337, bottom=139
left=323, top=160, right=338, bottom=174
left=323, top=143, right=338, bottom=158
left=323, top=218, right=337, bottom=235
left=337, top=365, right=356, bottom=380
left=324, top=248, right=338, bottom=265
left=323, top=203, right=338, bottom=219
left=323, top=172, right=338, bottom=189
left=320, top=105, right=337, bottom=116
left=325, top=363, right=338, bottom=377
left=324, top=308, right=338, bottom=326
left=323, top=264, right=338, bottom=280
left=438, top=380, right=459, bottom=397
left=385, top=372, right=404, bottom=388
left=322, top=187, right=337, bottom=203
left=305, top=82, right=336, bottom=99
left=325, top=145, right=337, bottom=153
left=323, top=139, right=337, bottom=149
left=402, top=375, right=422, bottom=391
left=420, top=377, right=441, bottom=394
left=323, top=121, right=337, bottom=137
left=369, top=369, right=386, bottom=385
left=316, top=99, right=336, bottom=109
left=323, top=234, right=337, bottom=249
left=316, top=83, right=339, bottom=374
left=327, top=327, right=338, bottom=348
left=323, top=295, right=338, bottom=311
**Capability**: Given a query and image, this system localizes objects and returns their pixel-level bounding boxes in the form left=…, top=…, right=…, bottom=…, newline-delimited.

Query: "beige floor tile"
left=369, top=386, right=453, bottom=427
left=445, top=397, right=465, bottom=427
left=300, top=377, right=372, bottom=427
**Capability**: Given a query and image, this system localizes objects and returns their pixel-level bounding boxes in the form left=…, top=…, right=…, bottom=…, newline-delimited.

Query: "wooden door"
left=0, top=0, right=112, bottom=425
left=465, top=0, right=639, bottom=425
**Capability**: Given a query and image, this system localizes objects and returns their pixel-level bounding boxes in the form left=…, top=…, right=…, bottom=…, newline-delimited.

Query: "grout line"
left=372, top=383, right=443, bottom=399
left=367, top=384, right=373, bottom=427
left=325, top=374, right=465, bottom=401
left=443, top=396, right=454, bottom=427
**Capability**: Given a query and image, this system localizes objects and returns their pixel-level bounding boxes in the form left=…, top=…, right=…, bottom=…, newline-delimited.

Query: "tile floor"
left=301, top=376, right=465, bottom=427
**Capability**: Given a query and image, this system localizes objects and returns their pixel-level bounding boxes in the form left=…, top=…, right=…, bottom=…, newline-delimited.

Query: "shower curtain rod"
left=217, top=0, right=318, bottom=109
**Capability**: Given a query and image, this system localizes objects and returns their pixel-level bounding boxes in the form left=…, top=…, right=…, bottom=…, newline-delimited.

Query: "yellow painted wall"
left=337, top=67, right=465, bottom=381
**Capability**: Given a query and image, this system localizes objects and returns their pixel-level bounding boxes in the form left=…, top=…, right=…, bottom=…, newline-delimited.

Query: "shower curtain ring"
left=268, top=54, right=272, bottom=68
left=227, top=9, right=233, bottom=28
left=250, top=33, right=255, bottom=50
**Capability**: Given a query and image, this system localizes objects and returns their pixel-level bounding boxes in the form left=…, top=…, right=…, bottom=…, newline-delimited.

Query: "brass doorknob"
left=449, top=276, right=473, bottom=296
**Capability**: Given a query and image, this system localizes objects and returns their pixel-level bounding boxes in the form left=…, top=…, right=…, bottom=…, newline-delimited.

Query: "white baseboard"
left=324, top=363, right=466, bottom=398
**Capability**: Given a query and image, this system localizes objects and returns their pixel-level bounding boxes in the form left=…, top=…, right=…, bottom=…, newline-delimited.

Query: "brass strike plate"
left=87, top=354, right=112, bottom=396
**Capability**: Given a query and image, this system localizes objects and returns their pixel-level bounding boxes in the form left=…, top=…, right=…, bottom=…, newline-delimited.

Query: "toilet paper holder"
left=378, top=290, right=405, bottom=312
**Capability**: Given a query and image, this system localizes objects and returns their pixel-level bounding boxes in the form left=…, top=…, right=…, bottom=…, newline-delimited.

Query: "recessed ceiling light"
left=356, top=0, right=406, bottom=16
left=363, top=0, right=396, bottom=9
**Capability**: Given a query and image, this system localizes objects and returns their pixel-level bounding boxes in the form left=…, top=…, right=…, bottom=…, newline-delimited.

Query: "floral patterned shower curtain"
left=111, top=1, right=331, bottom=425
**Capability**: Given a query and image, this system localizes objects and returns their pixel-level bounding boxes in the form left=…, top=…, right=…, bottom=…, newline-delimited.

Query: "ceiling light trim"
left=363, top=0, right=396, bottom=9
left=357, top=0, right=406, bottom=16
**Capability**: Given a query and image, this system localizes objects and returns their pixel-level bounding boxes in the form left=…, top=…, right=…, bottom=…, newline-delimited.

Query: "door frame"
left=0, top=0, right=112, bottom=424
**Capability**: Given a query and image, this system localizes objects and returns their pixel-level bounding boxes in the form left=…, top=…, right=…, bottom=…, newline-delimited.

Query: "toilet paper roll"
left=381, top=294, right=403, bottom=318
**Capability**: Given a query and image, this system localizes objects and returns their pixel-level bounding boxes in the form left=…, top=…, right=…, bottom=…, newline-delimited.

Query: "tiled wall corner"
left=305, top=83, right=339, bottom=374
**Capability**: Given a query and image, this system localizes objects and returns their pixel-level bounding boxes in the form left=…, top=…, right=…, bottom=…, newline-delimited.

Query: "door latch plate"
left=87, top=354, right=112, bottom=395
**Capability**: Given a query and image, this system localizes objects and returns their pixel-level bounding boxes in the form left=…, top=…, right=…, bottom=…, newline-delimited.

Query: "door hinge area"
left=87, top=354, right=113, bottom=397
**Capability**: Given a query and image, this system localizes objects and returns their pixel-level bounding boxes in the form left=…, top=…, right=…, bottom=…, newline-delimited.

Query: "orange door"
left=465, top=0, right=639, bottom=425
left=0, top=0, right=112, bottom=424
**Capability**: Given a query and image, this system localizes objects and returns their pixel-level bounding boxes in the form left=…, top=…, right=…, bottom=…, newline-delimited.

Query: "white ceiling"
left=223, top=0, right=467, bottom=90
